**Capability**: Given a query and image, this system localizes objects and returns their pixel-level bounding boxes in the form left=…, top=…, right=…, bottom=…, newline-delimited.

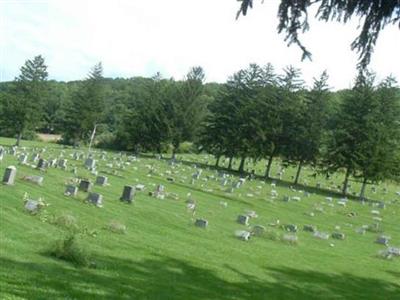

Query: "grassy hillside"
left=0, top=137, right=399, bottom=300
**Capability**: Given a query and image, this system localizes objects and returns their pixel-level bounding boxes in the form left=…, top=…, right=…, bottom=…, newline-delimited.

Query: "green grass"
left=0, top=137, right=399, bottom=300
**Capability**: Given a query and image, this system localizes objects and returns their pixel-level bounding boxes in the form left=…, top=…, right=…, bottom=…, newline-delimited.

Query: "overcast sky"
left=0, top=0, right=399, bottom=89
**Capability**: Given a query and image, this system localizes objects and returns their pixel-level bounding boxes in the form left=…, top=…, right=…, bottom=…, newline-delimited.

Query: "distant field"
left=0, top=137, right=399, bottom=300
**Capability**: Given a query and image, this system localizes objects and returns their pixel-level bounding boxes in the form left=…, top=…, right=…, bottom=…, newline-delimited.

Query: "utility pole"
left=88, top=123, right=98, bottom=155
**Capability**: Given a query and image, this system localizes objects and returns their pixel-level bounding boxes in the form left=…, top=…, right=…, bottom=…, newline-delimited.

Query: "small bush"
left=49, top=234, right=91, bottom=267
left=106, top=220, right=127, bottom=234
left=53, top=214, right=80, bottom=233
left=265, top=229, right=281, bottom=241
left=178, top=142, right=195, bottom=154
left=96, top=131, right=117, bottom=149
left=366, top=223, right=383, bottom=233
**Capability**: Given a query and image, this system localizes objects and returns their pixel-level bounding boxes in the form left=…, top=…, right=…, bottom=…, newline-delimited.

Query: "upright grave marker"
left=3, top=166, right=17, bottom=185
left=120, top=186, right=135, bottom=203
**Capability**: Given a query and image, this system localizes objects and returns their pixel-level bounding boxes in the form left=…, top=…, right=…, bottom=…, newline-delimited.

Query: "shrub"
left=49, top=234, right=91, bottom=267
left=265, top=229, right=281, bottom=241
left=106, top=220, right=127, bottom=234
left=366, top=223, right=384, bottom=233
left=96, top=131, right=118, bottom=149
left=178, top=142, right=195, bottom=154
left=53, top=214, right=80, bottom=233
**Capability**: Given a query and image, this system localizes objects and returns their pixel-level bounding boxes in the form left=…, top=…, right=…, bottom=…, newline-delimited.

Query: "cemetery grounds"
left=0, top=137, right=399, bottom=300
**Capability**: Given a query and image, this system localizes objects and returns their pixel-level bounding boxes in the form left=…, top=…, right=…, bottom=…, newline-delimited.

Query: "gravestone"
left=332, top=232, right=346, bottom=240
left=154, top=185, right=165, bottom=199
left=236, top=230, right=251, bottom=241
left=88, top=192, right=103, bottom=207
left=58, top=159, right=68, bottom=169
left=237, top=215, right=249, bottom=226
left=246, top=211, right=258, bottom=218
left=95, top=176, right=108, bottom=186
left=31, top=153, right=39, bottom=162
left=195, top=219, right=208, bottom=228
left=285, top=224, right=298, bottom=233
left=135, top=184, right=145, bottom=191
left=79, top=180, right=92, bottom=192
left=378, top=202, right=386, bottom=209
left=49, top=158, right=57, bottom=167
left=85, top=158, right=96, bottom=169
left=19, top=154, right=28, bottom=164
left=120, top=185, right=135, bottom=203
left=252, top=225, right=266, bottom=236
left=314, top=231, right=330, bottom=240
left=283, top=234, right=298, bottom=243
left=192, top=170, right=202, bottom=180
left=376, top=235, right=390, bottom=246
left=303, top=225, right=317, bottom=233
left=2, top=166, right=17, bottom=185
left=37, top=158, right=48, bottom=170
left=24, top=199, right=43, bottom=214
left=10, top=147, right=17, bottom=156
left=64, top=185, right=78, bottom=197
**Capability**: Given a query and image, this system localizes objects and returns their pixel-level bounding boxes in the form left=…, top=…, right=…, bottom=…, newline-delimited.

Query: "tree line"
left=0, top=55, right=399, bottom=199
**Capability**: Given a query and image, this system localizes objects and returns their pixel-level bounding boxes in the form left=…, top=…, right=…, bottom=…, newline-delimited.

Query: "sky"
left=0, top=0, right=399, bottom=89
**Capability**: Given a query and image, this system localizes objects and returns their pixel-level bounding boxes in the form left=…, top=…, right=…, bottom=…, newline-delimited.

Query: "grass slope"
left=0, top=137, right=399, bottom=300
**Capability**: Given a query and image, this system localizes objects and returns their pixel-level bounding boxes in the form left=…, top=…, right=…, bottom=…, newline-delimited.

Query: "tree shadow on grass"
left=141, top=154, right=381, bottom=204
left=0, top=254, right=399, bottom=300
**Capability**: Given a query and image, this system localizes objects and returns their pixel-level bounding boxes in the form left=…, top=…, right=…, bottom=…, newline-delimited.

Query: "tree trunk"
left=157, top=145, right=162, bottom=156
left=294, top=160, right=303, bottom=185
left=264, top=154, right=274, bottom=179
left=171, top=143, right=178, bottom=159
left=228, top=156, right=233, bottom=170
left=15, top=132, right=22, bottom=146
left=342, top=167, right=351, bottom=196
left=359, top=177, right=368, bottom=201
left=238, top=156, right=246, bottom=174
left=215, top=155, right=221, bottom=168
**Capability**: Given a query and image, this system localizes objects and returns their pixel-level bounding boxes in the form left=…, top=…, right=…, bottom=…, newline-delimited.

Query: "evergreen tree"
left=121, top=74, right=172, bottom=153
left=63, top=62, right=105, bottom=145
left=0, top=55, right=48, bottom=145
left=355, top=76, right=400, bottom=199
left=167, top=66, right=208, bottom=156
left=282, top=71, right=330, bottom=184
left=324, top=71, right=377, bottom=196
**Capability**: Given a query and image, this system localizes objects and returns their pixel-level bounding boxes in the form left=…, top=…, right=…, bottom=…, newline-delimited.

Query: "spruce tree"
left=0, top=55, right=48, bottom=145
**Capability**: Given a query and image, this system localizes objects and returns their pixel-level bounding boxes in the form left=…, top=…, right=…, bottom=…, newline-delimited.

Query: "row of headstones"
left=2, top=163, right=157, bottom=207
left=65, top=180, right=143, bottom=207
left=1, top=165, right=47, bottom=186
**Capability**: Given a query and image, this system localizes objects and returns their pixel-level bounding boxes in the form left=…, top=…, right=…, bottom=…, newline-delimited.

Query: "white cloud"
left=0, top=0, right=399, bottom=89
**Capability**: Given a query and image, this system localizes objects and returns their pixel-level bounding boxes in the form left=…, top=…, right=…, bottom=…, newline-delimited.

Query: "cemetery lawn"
left=0, top=137, right=399, bottom=300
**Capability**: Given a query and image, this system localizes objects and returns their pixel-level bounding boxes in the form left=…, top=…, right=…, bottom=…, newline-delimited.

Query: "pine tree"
left=0, top=55, right=48, bottom=145
left=355, top=76, right=400, bottom=199
left=323, top=71, right=392, bottom=197
left=167, top=66, right=208, bottom=157
left=282, top=71, right=330, bottom=184
left=63, top=62, right=105, bottom=145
